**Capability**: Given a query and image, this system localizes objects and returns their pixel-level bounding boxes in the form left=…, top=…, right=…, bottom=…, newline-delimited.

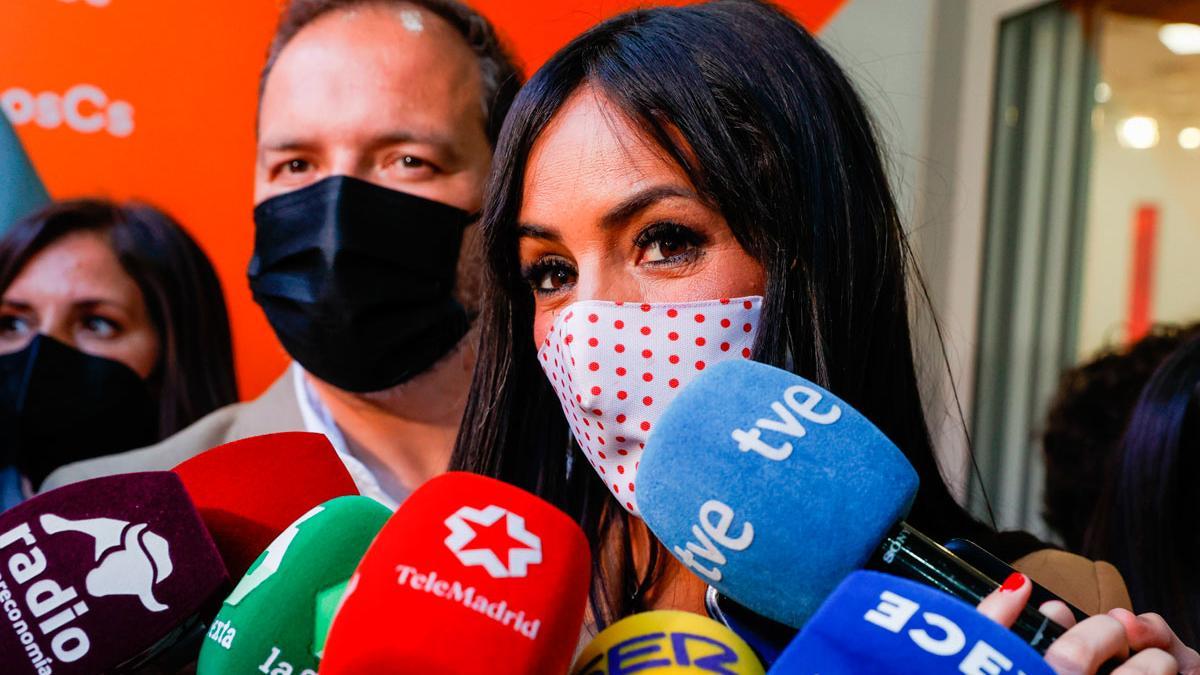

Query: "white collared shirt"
left=290, top=363, right=402, bottom=511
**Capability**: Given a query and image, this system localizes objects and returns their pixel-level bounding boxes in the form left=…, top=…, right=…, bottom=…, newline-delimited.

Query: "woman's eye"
left=636, top=223, right=704, bottom=264
left=643, top=235, right=694, bottom=262
left=401, top=155, right=427, bottom=169
left=524, top=259, right=577, bottom=294
left=81, top=316, right=119, bottom=338
left=539, top=268, right=575, bottom=291
left=0, top=315, right=31, bottom=337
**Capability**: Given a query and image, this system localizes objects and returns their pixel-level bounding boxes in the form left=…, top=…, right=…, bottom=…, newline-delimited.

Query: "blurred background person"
left=0, top=198, right=236, bottom=505
left=41, top=0, right=522, bottom=508
left=1084, top=332, right=1200, bottom=649
left=1041, top=322, right=1200, bottom=551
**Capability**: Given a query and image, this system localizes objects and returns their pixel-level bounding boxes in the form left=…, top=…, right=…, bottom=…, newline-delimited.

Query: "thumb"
left=976, top=572, right=1031, bottom=628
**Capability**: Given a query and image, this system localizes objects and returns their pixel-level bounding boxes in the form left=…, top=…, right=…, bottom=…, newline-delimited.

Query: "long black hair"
left=1085, top=333, right=1200, bottom=648
left=1041, top=322, right=1200, bottom=552
left=0, top=198, right=238, bottom=437
left=452, top=0, right=1017, bottom=625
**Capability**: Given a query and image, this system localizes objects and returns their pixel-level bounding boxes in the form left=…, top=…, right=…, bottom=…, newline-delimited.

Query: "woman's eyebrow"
left=0, top=299, right=30, bottom=311
left=516, top=223, right=560, bottom=242
left=73, top=298, right=129, bottom=313
left=601, top=185, right=697, bottom=228
left=515, top=184, right=697, bottom=242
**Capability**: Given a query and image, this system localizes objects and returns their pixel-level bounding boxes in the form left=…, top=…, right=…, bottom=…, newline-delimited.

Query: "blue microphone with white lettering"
left=768, top=571, right=1054, bottom=674
left=638, top=359, right=1064, bottom=652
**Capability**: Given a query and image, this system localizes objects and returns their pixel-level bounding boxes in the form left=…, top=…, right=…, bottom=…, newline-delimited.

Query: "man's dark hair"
left=260, top=0, right=522, bottom=145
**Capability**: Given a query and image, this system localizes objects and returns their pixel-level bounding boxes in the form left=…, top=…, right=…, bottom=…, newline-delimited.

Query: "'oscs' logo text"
left=2, top=85, right=133, bottom=138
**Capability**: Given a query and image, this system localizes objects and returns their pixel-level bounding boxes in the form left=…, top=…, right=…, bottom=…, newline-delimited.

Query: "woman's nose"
left=40, top=315, right=77, bottom=350
left=571, top=259, right=641, bottom=304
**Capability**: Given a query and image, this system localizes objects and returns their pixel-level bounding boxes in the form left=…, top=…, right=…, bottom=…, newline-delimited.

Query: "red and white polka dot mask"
left=537, top=295, right=763, bottom=515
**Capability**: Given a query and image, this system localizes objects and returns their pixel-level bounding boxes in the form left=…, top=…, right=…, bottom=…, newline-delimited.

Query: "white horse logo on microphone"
left=444, top=505, right=542, bottom=578
left=40, top=513, right=173, bottom=612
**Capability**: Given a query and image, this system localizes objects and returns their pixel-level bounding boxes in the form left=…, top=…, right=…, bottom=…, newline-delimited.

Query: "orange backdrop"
left=0, top=0, right=844, bottom=398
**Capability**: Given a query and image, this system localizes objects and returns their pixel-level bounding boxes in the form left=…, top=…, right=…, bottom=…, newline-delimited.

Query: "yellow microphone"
left=571, top=610, right=765, bottom=674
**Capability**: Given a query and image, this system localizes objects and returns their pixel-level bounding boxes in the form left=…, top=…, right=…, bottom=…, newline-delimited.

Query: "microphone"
left=944, top=538, right=1088, bottom=624
left=638, top=359, right=1063, bottom=651
left=0, top=472, right=228, bottom=674
left=318, top=472, right=591, bottom=674
left=571, top=609, right=765, bottom=674
left=768, top=571, right=1054, bottom=674
left=172, top=431, right=360, bottom=578
left=197, top=495, right=390, bottom=675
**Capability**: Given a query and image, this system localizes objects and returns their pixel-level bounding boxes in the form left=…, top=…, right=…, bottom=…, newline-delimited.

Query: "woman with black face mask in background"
left=0, top=199, right=237, bottom=504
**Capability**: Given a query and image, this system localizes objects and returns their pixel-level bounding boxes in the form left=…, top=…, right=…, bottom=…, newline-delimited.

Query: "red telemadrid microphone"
left=319, top=472, right=592, bottom=674
left=172, top=432, right=360, bottom=579
left=0, top=472, right=228, bottom=674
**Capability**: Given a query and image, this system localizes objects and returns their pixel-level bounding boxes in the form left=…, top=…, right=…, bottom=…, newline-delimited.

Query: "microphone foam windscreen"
left=572, top=610, right=764, bottom=674
left=769, top=571, right=1054, bottom=674
left=319, top=472, right=591, bottom=674
left=639, top=359, right=919, bottom=628
left=197, top=495, right=389, bottom=674
left=0, top=472, right=228, bottom=674
left=172, top=431, right=359, bottom=578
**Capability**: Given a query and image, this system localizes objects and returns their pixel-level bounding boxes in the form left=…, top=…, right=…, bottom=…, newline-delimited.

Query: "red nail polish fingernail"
left=1000, top=572, right=1025, bottom=593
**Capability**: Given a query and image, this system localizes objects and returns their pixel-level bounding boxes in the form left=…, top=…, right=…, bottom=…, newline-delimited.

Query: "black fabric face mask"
left=0, top=334, right=158, bottom=489
left=248, top=175, right=474, bottom=393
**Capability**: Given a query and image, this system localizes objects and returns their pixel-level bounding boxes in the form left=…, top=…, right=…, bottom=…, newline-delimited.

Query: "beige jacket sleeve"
left=40, top=371, right=304, bottom=492
left=1012, top=548, right=1132, bottom=616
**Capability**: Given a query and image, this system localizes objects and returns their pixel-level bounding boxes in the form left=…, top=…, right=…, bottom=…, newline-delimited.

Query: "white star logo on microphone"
left=444, top=505, right=542, bottom=578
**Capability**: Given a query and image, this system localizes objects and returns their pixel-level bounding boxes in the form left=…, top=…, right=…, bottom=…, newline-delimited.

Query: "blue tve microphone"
left=768, top=571, right=1054, bottom=674
left=638, top=359, right=1063, bottom=652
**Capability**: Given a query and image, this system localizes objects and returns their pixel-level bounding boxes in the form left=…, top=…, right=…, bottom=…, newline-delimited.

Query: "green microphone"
left=197, top=496, right=391, bottom=674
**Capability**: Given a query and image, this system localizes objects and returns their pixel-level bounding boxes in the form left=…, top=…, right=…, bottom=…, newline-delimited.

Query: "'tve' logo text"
left=730, top=384, right=841, bottom=461
left=2, top=85, right=133, bottom=138
left=672, top=500, right=753, bottom=583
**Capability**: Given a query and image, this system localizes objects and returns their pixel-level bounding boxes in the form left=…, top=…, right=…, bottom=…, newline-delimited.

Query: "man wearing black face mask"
left=42, top=0, right=521, bottom=507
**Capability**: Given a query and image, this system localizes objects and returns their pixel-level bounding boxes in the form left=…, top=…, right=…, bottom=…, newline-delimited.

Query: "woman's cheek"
left=88, top=331, right=159, bottom=380
left=662, top=250, right=764, bottom=302
left=532, top=311, right=555, bottom=349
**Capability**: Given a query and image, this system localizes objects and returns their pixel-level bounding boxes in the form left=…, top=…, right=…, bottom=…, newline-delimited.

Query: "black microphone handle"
left=865, top=522, right=1134, bottom=674
left=867, top=521, right=1065, bottom=652
left=864, top=521, right=1142, bottom=672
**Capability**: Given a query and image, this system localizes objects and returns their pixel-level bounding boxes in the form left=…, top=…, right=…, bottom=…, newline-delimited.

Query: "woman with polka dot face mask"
left=449, top=3, right=1190, bottom=667
left=538, top=297, right=761, bottom=513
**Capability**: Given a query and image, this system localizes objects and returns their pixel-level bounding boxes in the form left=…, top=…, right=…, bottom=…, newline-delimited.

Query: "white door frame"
left=934, top=0, right=1055, bottom=500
